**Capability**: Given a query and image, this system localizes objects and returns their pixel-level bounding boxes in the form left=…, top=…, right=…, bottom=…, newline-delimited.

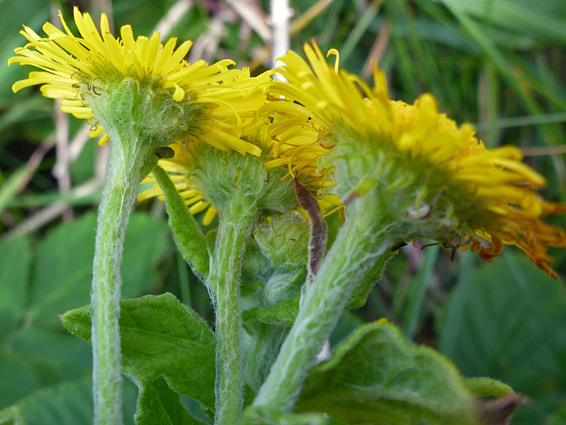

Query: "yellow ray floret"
left=264, top=42, right=566, bottom=277
left=9, top=7, right=262, bottom=156
left=139, top=160, right=219, bottom=226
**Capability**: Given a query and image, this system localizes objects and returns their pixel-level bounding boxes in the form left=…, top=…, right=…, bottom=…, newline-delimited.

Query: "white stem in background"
left=271, top=0, right=292, bottom=81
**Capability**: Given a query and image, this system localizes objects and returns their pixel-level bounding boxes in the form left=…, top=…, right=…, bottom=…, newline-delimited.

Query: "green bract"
left=187, top=143, right=297, bottom=217
left=87, top=78, right=202, bottom=155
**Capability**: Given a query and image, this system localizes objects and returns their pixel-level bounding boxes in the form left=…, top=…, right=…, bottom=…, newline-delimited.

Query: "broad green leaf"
left=0, top=235, right=30, bottom=340
left=0, top=406, right=25, bottom=425
left=14, top=376, right=138, bottom=425
left=439, top=253, right=566, bottom=424
left=121, top=213, right=169, bottom=295
left=8, top=325, right=91, bottom=384
left=296, top=322, right=480, bottom=425
left=0, top=325, right=90, bottom=412
left=0, top=354, right=41, bottom=409
left=29, top=212, right=168, bottom=325
left=131, top=376, right=207, bottom=425
left=241, top=407, right=346, bottom=425
left=17, top=377, right=92, bottom=425
left=60, top=293, right=216, bottom=411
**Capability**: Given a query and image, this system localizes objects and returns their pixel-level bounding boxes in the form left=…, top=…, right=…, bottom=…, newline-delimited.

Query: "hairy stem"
left=92, top=137, right=147, bottom=425
left=253, top=195, right=394, bottom=411
left=209, top=198, right=258, bottom=425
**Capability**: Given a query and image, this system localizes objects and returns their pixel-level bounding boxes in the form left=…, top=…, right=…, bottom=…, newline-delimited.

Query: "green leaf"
left=439, top=253, right=566, bottom=424
left=241, top=407, right=346, bottom=425
left=296, top=322, right=480, bottom=425
left=348, top=249, right=395, bottom=309
left=465, top=377, right=514, bottom=398
left=60, top=293, right=216, bottom=411
left=121, top=212, right=170, bottom=296
left=261, top=268, right=306, bottom=308
left=548, top=406, right=566, bottom=425
left=242, top=322, right=289, bottom=393
left=0, top=235, right=30, bottom=341
left=151, top=166, right=209, bottom=280
left=8, top=325, right=91, bottom=385
left=16, top=377, right=93, bottom=425
left=0, top=325, right=133, bottom=419
left=0, top=406, right=25, bottom=425
left=13, top=376, right=138, bottom=425
left=0, top=354, right=42, bottom=409
left=253, top=212, right=309, bottom=273
left=243, top=293, right=300, bottom=328
left=29, top=211, right=168, bottom=325
left=130, top=376, right=207, bottom=425
left=241, top=272, right=303, bottom=393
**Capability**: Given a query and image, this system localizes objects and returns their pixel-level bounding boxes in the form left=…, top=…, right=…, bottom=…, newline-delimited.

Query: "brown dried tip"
left=478, top=394, right=528, bottom=425
left=294, top=178, right=327, bottom=278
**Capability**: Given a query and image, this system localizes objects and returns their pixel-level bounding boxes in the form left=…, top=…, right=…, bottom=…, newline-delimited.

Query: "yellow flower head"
left=264, top=42, right=566, bottom=278
left=9, top=7, right=262, bottom=156
left=139, top=117, right=341, bottom=225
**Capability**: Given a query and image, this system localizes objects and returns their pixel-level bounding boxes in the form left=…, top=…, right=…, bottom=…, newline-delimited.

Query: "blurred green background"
left=1, top=0, right=565, bottom=424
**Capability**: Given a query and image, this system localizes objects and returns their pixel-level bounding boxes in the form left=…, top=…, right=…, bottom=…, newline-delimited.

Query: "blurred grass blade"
left=402, top=245, right=440, bottom=339
left=0, top=167, right=31, bottom=216
left=442, top=0, right=564, bottom=156
left=340, top=0, right=382, bottom=64
left=441, top=0, right=566, bottom=44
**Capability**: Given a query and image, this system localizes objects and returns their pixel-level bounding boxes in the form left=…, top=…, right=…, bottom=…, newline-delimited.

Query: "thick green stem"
left=92, top=138, right=147, bottom=425
left=253, top=196, right=394, bottom=411
left=209, top=198, right=258, bottom=425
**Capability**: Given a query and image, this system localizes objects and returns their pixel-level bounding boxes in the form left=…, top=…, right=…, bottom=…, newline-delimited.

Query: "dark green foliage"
left=0, top=212, right=169, bottom=423
left=439, top=253, right=566, bottom=425
left=3, top=0, right=566, bottom=423
left=29, top=211, right=168, bottom=325
left=61, top=293, right=216, bottom=412
left=296, top=322, right=482, bottom=425
left=131, top=376, right=207, bottom=425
